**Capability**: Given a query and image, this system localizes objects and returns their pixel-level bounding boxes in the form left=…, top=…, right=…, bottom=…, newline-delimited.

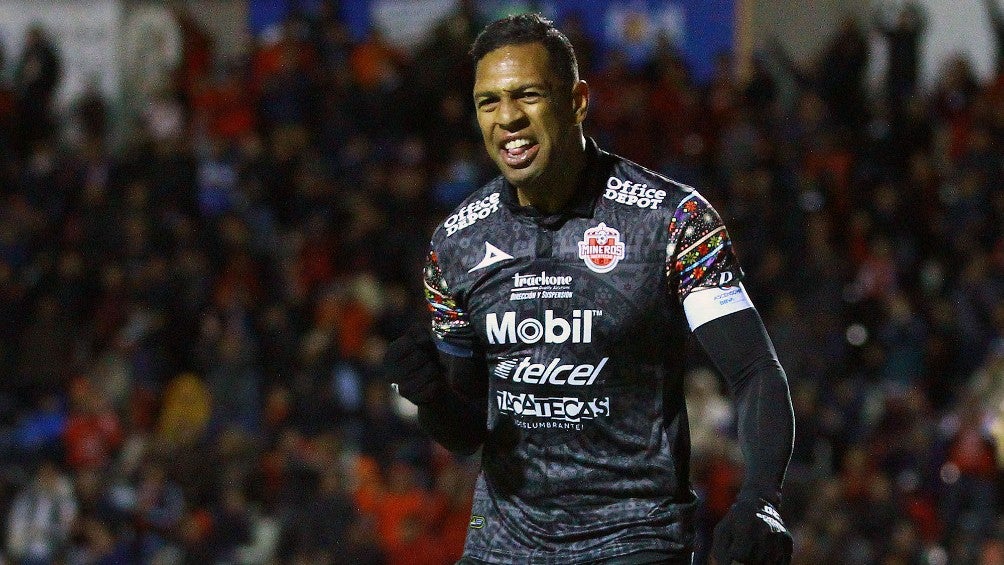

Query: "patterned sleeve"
left=424, top=248, right=475, bottom=357
left=666, top=192, right=753, bottom=330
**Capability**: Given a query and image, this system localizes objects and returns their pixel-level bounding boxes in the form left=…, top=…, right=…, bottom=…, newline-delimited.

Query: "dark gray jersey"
left=424, top=140, right=751, bottom=563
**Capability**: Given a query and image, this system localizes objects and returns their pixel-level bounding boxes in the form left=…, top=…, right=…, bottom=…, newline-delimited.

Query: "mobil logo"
left=486, top=309, right=601, bottom=345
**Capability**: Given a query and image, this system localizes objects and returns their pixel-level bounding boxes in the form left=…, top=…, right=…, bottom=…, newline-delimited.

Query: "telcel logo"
left=486, top=309, right=600, bottom=345
left=495, top=357, right=608, bottom=386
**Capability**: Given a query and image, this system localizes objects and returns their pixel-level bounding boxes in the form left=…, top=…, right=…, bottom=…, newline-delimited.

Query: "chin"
left=503, top=168, right=542, bottom=190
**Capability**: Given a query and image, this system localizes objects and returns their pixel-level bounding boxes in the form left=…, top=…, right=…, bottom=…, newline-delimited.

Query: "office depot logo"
left=578, top=223, right=626, bottom=273
left=486, top=309, right=600, bottom=345
left=604, top=176, right=667, bottom=209
left=444, top=193, right=500, bottom=236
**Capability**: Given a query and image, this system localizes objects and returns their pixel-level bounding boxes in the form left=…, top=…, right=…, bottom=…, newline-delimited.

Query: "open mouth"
left=499, top=137, right=539, bottom=169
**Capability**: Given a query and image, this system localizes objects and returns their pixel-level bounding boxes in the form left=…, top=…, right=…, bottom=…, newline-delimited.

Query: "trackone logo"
left=493, top=356, right=608, bottom=386
left=486, top=309, right=600, bottom=345
left=513, top=271, right=572, bottom=288
left=496, top=391, right=610, bottom=422
left=510, top=271, right=574, bottom=301
left=444, top=193, right=500, bottom=236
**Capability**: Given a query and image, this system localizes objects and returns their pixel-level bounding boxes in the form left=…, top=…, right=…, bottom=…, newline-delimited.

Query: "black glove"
left=383, top=322, right=448, bottom=405
left=712, top=494, right=792, bottom=565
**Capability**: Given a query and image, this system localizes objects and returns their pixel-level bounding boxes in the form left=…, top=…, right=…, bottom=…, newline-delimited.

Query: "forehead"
left=473, top=42, right=557, bottom=93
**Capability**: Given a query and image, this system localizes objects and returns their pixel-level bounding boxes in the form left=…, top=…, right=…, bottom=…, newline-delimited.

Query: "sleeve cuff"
left=434, top=337, right=474, bottom=358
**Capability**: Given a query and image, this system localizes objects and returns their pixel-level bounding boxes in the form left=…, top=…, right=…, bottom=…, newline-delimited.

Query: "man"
left=385, top=13, right=794, bottom=564
left=7, top=461, right=78, bottom=563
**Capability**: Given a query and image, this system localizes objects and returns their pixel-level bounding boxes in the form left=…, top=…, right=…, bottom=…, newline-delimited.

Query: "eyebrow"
left=473, top=83, right=550, bottom=99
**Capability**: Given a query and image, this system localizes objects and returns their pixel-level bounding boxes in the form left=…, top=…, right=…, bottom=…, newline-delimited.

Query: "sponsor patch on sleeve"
left=682, top=283, right=754, bottom=330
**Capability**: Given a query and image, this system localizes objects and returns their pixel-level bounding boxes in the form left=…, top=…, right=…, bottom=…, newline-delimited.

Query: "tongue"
left=507, top=145, right=528, bottom=156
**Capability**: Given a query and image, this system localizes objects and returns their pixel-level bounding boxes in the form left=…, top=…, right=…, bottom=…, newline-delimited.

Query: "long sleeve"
left=416, top=351, right=488, bottom=456
left=421, top=248, right=488, bottom=455
left=693, top=308, right=794, bottom=502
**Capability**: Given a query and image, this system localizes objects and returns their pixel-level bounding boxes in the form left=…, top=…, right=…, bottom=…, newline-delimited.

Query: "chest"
left=454, top=209, right=676, bottom=357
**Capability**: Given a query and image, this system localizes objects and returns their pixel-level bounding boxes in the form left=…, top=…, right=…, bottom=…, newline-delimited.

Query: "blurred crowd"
left=0, top=1, right=1000, bottom=564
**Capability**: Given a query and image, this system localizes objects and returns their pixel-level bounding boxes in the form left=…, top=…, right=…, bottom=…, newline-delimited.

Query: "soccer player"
left=384, top=13, right=794, bottom=565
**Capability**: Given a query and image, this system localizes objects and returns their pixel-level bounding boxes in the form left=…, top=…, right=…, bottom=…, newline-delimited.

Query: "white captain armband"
left=682, top=283, right=754, bottom=330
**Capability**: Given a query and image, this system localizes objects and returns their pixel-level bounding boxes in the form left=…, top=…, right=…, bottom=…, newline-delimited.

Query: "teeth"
left=504, top=139, right=531, bottom=150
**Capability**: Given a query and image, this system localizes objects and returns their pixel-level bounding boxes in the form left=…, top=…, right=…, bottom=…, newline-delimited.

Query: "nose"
left=496, top=97, right=526, bottom=131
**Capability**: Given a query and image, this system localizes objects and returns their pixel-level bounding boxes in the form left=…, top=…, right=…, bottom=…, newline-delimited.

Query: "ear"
left=571, top=80, right=589, bottom=125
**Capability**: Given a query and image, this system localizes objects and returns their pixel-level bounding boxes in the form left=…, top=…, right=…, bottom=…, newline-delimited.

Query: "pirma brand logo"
left=468, top=242, right=513, bottom=272
left=578, top=223, right=626, bottom=273
left=469, top=515, right=486, bottom=529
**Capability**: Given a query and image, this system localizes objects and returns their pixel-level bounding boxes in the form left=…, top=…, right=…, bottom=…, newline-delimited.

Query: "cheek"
left=476, top=116, right=491, bottom=137
left=477, top=123, right=495, bottom=148
left=537, top=115, right=563, bottom=147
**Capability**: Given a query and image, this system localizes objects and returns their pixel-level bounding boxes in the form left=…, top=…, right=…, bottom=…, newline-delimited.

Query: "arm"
left=416, top=351, right=487, bottom=456
left=987, top=0, right=1004, bottom=73
left=384, top=324, right=487, bottom=456
left=766, top=36, right=813, bottom=90
left=692, top=308, right=794, bottom=503
left=667, top=191, right=793, bottom=563
left=384, top=248, right=487, bottom=455
left=871, top=5, right=892, bottom=35
left=667, top=193, right=793, bottom=495
left=988, top=0, right=1004, bottom=28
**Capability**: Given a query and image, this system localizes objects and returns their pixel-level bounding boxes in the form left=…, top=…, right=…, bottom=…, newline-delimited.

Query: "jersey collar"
left=500, top=138, right=608, bottom=227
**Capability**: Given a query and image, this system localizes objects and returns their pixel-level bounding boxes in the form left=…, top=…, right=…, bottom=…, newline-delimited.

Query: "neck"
left=515, top=135, right=587, bottom=214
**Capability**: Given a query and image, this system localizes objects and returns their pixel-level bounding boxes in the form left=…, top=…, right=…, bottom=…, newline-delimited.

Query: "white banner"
left=371, top=0, right=459, bottom=49
left=870, top=0, right=997, bottom=88
left=0, top=0, right=122, bottom=110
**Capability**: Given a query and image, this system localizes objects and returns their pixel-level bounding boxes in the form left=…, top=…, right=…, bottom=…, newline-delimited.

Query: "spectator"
left=290, top=468, right=355, bottom=559
left=63, top=378, right=123, bottom=472
left=132, top=461, right=185, bottom=561
left=940, top=398, right=1000, bottom=538
left=12, top=25, right=61, bottom=153
left=986, top=0, right=1004, bottom=76
left=6, top=460, right=77, bottom=564
left=873, top=2, right=927, bottom=107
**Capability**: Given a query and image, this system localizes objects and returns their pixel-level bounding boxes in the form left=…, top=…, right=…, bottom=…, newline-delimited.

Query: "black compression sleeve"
left=416, top=351, right=488, bottom=456
left=692, top=308, right=794, bottom=503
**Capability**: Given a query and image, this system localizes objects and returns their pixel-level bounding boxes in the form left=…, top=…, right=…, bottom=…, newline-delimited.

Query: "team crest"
left=578, top=223, right=626, bottom=273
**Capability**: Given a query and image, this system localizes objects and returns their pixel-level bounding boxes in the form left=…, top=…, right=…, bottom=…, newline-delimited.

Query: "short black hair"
left=469, top=13, right=579, bottom=88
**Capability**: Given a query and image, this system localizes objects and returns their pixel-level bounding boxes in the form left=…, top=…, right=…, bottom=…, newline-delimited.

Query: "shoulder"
left=598, top=149, right=704, bottom=216
left=431, top=177, right=507, bottom=244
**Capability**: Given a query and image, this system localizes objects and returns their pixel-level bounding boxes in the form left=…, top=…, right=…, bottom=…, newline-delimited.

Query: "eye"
left=477, top=97, right=499, bottom=112
left=519, top=91, right=543, bottom=103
